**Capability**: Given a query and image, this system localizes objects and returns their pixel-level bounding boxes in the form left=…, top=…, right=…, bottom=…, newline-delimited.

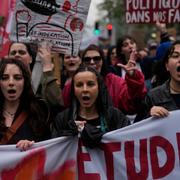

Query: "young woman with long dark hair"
left=62, top=44, right=147, bottom=114
left=52, top=66, right=129, bottom=148
left=0, top=58, right=50, bottom=150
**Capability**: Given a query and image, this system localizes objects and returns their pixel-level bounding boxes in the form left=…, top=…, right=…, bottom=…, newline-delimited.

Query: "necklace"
left=170, top=85, right=180, bottom=94
left=3, top=110, right=15, bottom=118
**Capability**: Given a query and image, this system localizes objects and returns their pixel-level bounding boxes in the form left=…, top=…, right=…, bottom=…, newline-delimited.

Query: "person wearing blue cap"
left=135, top=40, right=180, bottom=122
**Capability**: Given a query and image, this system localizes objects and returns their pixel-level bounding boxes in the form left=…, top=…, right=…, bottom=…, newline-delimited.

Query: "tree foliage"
left=98, top=0, right=125, bottom=22
left=98, top=0, right=128, bottom=36
left=98, top=0, right=179, bottom=42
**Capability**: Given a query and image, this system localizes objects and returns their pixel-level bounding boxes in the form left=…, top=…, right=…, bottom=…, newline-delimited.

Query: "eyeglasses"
left=10, top=50, right=27, bottom=56
left=83, top=56, right=102, bottom=64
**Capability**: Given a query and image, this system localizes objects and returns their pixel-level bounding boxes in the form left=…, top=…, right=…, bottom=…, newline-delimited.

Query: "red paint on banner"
left=176, top=133, right=180, bottom=166
left=78, top=140, right=101, bottom=180
left=62, top=1, right=71, bottom=12
left=125, top=139, right=148, bottom=180
left=1, top=148, right=46, bottom=180
left=42, top=160, right=76, bottom=180
left=102, top=142, right=121, bottom=180
left=70, top=18, right=84, bottom=32
left=1, top=148, right=76, bottom=180
left=0, top=29, right=11, bottom=58
left=150, top=136, right=175, bottom=179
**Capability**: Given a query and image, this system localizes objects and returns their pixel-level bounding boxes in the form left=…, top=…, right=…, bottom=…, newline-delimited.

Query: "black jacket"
left=135, top=80, right=179, bottom=122
left=0, top=98, right=51, bottom=144
left=145, top=81, right=178, bottom=109
left=51, top=107, right=129, bottom=148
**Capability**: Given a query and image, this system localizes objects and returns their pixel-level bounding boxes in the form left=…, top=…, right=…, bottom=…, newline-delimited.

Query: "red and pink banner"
left=125, top=0, right=180, bottom=24
left=0, top=110, right=180, bottom=179
left=0, top=0, right=16, bottom=58
left=0, top=136, right=78, bottom=180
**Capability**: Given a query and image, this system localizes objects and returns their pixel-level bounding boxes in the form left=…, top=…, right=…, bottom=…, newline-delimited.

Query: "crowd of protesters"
left=0, top=21, right=180, bottom=151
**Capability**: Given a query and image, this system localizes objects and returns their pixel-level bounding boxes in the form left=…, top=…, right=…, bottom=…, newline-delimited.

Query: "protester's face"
left=110, top=48, right=117, bottom=65
left=9, top=43, right=32, bottom=67
left=64, top=55, right=81, bottom=74
left=166, top=44, right=180, bottom=83
left=83, top=50, right=103, bottom=73
left=138, top=49, right=148, bottom=60
left=0, top=64, right=24, bottom=103
left=121, top=38, right=137, bottom=59
left=103, top=48, right=108, bottom=58
left=74, top=71, right=98, bottom=109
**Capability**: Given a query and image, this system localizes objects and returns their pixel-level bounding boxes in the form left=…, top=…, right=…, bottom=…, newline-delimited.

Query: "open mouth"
left=177, top=66, right=180, bottom=72
left=69, top=63, right=75, bottom=66
left=82, top=96, right=90, bottom=101
left=8, top=89, right=16, bottom=94
left=89, top=65, right=97, bottom=70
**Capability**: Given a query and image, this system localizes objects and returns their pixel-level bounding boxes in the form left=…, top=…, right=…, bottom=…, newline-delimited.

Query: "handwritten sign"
left=10, top=0, right=91, bottom=55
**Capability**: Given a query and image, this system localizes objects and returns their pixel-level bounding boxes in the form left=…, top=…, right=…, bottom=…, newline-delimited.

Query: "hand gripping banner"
left=1, top=110, right=180, bottom=179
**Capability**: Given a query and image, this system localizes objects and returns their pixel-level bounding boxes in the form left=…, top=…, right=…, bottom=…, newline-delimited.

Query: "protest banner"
left=125, top=0, right=180, bottom=23
left=0, top=136, right=78, bottom=180
left=9, top=0, right=91, bottom=56
left=0, top=0, right=16, bottom=57
left=0, top=110, right=180, bottom=179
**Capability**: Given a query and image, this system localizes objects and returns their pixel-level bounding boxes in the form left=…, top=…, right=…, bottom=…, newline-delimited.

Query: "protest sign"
left=10, top=0, right=91, bottom=55
left=1, top=110, right=180, bottom=179
left=0, top=136, right=78, bottom=180
left=0, top=0, right=16, bottom=57
left=125, top=0, right=180, bottom=23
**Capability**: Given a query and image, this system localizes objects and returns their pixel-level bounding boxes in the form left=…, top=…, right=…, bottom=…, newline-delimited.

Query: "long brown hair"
left=0, top=58, right=49, bottom=139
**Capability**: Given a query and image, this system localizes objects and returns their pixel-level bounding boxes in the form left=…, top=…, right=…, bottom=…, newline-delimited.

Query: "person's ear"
left=165, top=63, right=169, bottom=71
left=29, top=56, right=32, bottom=64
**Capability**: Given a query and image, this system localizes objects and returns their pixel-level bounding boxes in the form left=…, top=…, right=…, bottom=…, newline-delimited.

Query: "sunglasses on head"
left=83, top=56, right=102, bottom=63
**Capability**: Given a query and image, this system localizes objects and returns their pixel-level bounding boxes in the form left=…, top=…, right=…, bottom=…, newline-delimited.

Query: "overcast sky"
left=86, top=0, right=105, bottom=26
left=80, top=0, right=106, bottom=48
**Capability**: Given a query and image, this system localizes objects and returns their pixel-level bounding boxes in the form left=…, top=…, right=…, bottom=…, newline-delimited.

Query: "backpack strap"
left=0, top=111, right=28, bottom=145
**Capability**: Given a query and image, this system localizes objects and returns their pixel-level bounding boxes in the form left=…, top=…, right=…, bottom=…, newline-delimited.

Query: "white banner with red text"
left=0, top=110, right=180, bottom=180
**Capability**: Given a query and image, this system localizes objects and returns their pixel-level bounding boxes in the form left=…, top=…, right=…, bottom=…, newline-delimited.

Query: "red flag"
left=0, top=0, right=16, bottom=58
